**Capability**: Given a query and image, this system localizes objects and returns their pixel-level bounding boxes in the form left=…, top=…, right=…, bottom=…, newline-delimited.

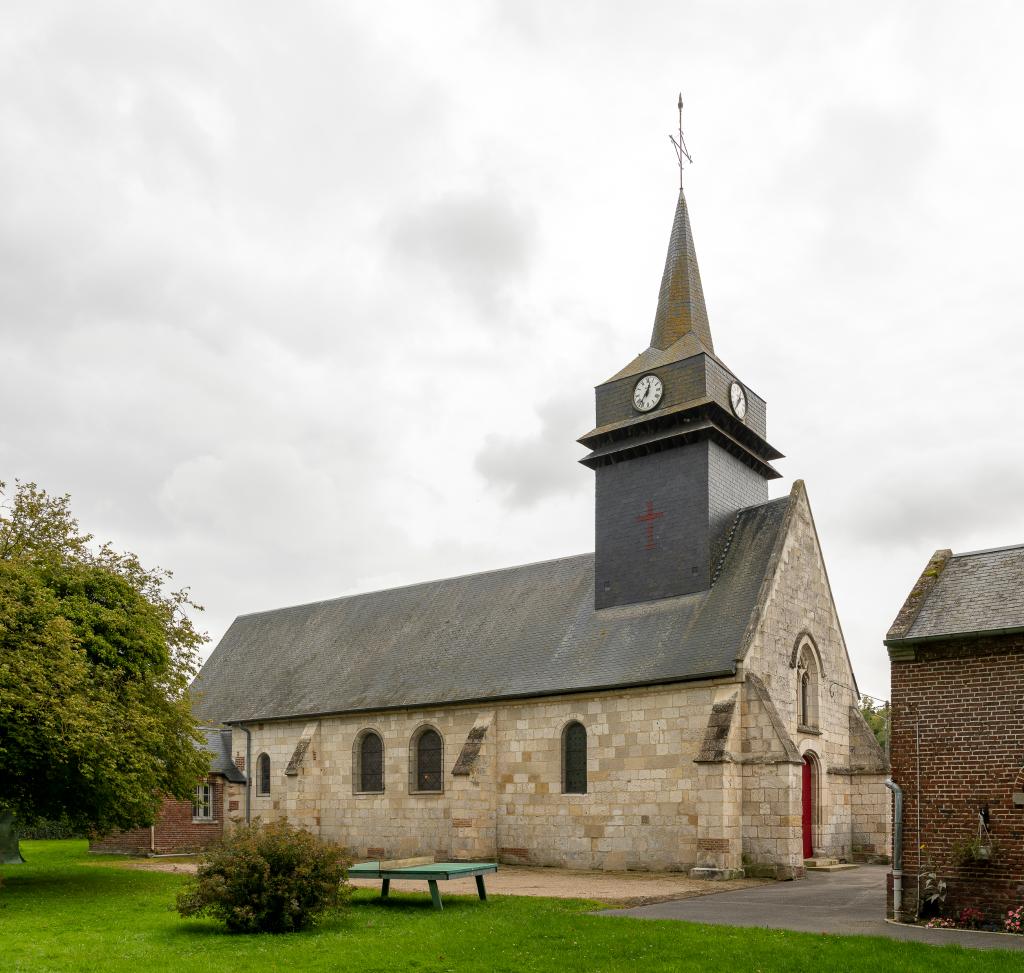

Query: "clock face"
left=633, top=374, right=664, bottom=412
left=729, top=381, right=747, bottom=420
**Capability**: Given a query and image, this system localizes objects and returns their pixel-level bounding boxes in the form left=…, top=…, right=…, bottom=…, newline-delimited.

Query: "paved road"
left=599, top=865, right=1024, bottom=951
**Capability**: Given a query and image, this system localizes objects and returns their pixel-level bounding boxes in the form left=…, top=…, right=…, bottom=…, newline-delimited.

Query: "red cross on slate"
left=636, top=499, right=664, bottom=551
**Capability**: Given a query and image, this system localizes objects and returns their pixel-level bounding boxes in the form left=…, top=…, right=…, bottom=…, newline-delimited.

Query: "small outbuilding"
left=89, top=726, right=244, bottom=855
left=886, top=544, right=1024, bottom=921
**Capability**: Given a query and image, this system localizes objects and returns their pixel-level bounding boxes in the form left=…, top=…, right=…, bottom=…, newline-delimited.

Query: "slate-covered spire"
left=650, top=187, right=713, bottom=353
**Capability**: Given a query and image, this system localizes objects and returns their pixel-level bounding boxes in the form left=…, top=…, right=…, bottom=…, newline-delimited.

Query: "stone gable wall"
left=742, top=483, right=889, bottom=862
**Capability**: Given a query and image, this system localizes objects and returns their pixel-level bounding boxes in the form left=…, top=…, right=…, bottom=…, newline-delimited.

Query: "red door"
left=802, top=756, right=813, bottom=859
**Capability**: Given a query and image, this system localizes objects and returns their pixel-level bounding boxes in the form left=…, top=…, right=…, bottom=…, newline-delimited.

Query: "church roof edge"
left=191, top=496, right=794, bottom=725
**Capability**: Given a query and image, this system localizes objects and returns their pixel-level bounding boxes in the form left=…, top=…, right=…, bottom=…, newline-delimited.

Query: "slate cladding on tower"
left=580, top=187, right=783, bottom=610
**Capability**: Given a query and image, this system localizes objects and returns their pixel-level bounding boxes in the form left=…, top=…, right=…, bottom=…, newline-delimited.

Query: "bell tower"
left=579, top=176, right=782, bottom=610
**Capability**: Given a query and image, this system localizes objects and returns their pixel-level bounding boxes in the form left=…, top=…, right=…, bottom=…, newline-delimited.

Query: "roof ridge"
left=231, top=551, right=596, bottom=621
left=951, top=542, right=1024, bottom=559
left=710, top=511, right=742, bottom=587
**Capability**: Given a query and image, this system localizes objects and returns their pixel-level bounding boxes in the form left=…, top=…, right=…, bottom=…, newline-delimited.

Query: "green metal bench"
left=348, top=860, right=498, bottom=910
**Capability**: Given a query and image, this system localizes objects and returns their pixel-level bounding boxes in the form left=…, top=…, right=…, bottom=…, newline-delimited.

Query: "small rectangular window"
left=192, top=783, right=213, bottom=821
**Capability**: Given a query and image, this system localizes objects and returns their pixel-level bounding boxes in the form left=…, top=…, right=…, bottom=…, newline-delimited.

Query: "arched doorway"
left=802, top=753, right=816, bottom=859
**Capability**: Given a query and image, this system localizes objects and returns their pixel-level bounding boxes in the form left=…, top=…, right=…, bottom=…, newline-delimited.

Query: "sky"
left=3, top=1, right=1023, bottom=701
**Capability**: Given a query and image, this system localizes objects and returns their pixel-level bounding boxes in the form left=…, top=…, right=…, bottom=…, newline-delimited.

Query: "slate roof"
left=887, top=544, right=1024, bottom=643
left=191, top=495, right=793, bottom=724
left=607, top=186, right=715, bottom=384
left=198, top=725, right=246, bottom=782
left=650, top=186, right=712, bottom=353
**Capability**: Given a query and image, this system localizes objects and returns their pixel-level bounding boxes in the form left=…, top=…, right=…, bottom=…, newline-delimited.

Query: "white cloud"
left=2, top=0, right=1023, bottom=703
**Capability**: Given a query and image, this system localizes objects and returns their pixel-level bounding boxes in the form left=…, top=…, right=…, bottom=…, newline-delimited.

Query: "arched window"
left=797, top=644, right=820, bottom=730
left=257, top=753, right=271, bottom=795
left=412, top=727, right=443, bottom=792
left=355, top=730, right=384, bottom=793
left=562, top=721, right=587, bottom=794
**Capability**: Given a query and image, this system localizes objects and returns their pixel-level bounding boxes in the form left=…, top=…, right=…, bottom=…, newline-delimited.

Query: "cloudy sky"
left=3, top=1, right=1023, bottom=700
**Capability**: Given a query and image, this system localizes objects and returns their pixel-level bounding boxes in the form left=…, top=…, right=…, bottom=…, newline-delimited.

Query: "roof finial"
left=669, top=92, right=693, bottom=190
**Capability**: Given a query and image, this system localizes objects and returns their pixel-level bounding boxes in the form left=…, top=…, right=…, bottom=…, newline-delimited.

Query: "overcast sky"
left=3, top=1, right=1023, bottom=700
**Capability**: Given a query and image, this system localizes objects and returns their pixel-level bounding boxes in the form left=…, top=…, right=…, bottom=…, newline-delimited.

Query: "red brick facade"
left=89, top=778, right=226, bottom=855
left=889, top=633, right=1024, bottom=920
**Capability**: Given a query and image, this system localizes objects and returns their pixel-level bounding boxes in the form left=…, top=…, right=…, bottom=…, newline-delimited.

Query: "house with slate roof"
left=886, top=545, right=1024, bottom=919
left=90, top=726, right=245, bottom=854
left=191, top=181, right=889, bottom=878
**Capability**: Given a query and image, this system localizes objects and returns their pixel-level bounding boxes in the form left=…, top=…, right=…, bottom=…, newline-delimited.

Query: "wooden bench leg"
left=427, top=879, right=443, bottom=910
left=381, top=878, right=390, bottom=900
left=475, top=874, right=487, bottom=902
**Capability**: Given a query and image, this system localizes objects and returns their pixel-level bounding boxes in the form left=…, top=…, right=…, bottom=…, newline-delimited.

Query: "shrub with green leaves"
left=176, top=819, right=351, bottom=933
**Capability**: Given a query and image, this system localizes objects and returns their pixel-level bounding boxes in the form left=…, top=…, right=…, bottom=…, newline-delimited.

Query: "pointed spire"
left=650, top=187, right=713, bottom=353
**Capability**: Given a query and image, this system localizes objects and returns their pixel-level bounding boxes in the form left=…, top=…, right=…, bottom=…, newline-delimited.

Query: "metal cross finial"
left=669, top=92, right=693, bottom=189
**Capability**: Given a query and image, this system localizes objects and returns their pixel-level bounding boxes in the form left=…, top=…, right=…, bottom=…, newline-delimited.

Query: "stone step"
left=689, top=866, right=745, bottom=881
left=804, top=859, right=860, bottom=872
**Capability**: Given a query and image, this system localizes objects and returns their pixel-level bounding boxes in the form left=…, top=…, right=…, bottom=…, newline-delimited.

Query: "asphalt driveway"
left=599, top=865, right=1024, bottom=951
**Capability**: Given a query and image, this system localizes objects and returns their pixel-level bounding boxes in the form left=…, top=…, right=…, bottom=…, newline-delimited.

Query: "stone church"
left=192, top=183, right=889, bottom=878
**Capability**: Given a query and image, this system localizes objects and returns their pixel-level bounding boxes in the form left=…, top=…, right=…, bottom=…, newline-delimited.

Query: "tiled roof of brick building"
left=191, top=494, right=794, bottom=724
left=886, top=544, right=1024, bottom=643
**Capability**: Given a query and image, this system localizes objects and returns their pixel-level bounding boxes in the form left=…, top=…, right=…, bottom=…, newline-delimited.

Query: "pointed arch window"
left=412, top=727, right=443, bottom=793
left=256, top=753, right=271, bottom=795
left=562, top=721, right=588, bottom=794
left=355, top=730, right=384, bottom=794
left=797, top=644, right=820, bottom=731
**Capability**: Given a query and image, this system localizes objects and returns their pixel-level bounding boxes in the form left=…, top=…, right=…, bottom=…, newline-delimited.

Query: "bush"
left=176, top=819, right=351, bottom=933
left=1006, top=906, right=1024, bottom=935
left=21, top=816, right=87, bottom=840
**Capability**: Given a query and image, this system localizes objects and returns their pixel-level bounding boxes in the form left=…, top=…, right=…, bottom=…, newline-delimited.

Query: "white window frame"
left=192, top=782, right=213, bottom=822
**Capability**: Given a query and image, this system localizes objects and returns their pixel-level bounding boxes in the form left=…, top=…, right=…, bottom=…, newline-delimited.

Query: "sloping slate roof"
left=902, top=545, right=1024, bottom=640
left=198, top=725, right=246, bottom=782
left=192, top=496, right=791, bottom=724
left=650, top=187, right=713, bottom=353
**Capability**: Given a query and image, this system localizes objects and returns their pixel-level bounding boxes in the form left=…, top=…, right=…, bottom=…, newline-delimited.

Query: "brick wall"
left=890, top=633, right=1024, bottom=920
left=89, top=778, right=225, bottom=854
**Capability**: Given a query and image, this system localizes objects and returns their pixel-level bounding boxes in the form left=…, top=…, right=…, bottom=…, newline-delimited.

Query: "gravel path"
left=110, top=858, right=765, bottom=905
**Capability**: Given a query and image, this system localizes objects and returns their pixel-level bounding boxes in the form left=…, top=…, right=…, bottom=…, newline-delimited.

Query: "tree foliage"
left=176, top=819, right=351, bottom=933
left=858, top=695, right=889, bottom=752
left=0, top=480, right=209, bottom=835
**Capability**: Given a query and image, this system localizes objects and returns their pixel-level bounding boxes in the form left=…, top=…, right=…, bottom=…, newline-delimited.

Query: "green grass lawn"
left=0, top=841, right=1018, bottom=972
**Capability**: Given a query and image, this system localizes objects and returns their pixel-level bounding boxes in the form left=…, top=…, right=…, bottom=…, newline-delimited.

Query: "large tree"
left=0, top=481, right=209, bottom=861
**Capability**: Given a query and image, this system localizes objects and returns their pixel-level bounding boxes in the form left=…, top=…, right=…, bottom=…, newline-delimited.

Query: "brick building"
left=886, top=545, right=1024, bottom=920
left=89, top=726, right=244, bottom=855
left=190, top=183, right=889, bottom=878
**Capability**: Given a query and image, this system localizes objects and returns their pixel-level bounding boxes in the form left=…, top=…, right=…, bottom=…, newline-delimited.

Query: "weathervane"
left=669, top=92, right=693, bottom=189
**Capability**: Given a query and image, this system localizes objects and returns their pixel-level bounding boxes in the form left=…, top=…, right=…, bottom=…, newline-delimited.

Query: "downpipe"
left=885, top=778, right=904, bottom=922
left=233, top=723, right=253, bottom=824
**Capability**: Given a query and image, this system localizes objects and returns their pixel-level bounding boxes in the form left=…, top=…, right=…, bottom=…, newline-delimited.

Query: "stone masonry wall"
left=237, top=679, right=747, bottom=872
left=741, top=481, right=889, bottom=862
left=889, top=633, right=1024, bottom=921
left=850, top=774, right=890, bottom=862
